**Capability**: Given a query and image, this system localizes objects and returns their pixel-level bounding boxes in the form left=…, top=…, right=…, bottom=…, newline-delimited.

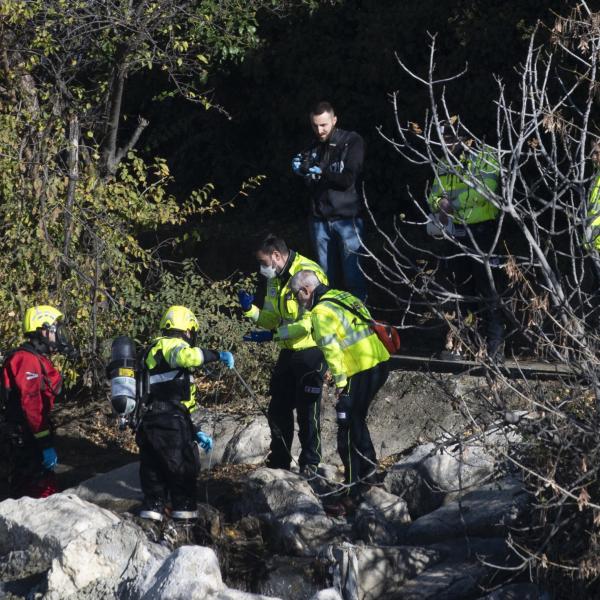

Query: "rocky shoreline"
left=0, top=370, right=548, bottom=599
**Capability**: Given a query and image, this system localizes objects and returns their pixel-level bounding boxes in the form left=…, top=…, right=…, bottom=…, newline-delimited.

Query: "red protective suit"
left=2, top=343, right=62, bottom=498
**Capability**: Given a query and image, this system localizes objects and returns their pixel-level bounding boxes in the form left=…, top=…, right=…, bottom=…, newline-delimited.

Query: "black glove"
left=335, top=394, right=352, bottom=425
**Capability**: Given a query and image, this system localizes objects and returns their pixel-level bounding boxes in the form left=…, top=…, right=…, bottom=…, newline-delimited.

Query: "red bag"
left=370, top=321, right=401, bottom=354
left=319, top=296, right=401, bottom=355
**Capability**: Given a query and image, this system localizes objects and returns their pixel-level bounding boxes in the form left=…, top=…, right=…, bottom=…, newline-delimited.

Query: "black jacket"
left=304, top=128, right=364, bottom=219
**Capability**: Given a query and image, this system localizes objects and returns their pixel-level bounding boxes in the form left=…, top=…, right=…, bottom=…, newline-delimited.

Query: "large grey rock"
left=130, top=545, right=224, bottom=599
left=256, top=556, right=323, bottom=600
left=354, top=487, right=411, bottom=545
left=0, top=493, right=168, bottom=599
left=318, top=372, right=471, bottom=466
left=68, top=461, right=142, bottom=513
left=234, top=468, right=350, bottom=556
left=0, top=493, right=284, bottom=600
left=328, top=542, right=442, bottom=600
left=384, top=428, right=516, bottom=517
left=127, top=544, right=282, bottom=600
left=310, top=590, right=343, bottom=600
left=405, top=479, right=528, bottom=544
left=392, top=560, right=489, bottom=600
left=222, top=418, right=271, bottom=465
left=197, top=412, right=243, bottom=468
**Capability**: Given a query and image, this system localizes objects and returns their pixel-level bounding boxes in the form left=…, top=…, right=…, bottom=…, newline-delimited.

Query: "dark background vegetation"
left=127, top=0, right=566, bottom=278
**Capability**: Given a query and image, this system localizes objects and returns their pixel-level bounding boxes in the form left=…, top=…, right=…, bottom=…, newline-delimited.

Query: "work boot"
left=171, top=500, right=198, bottom=521
left=299, top=464, right=318, bottom=479
left=139, top=499, right=165, bottom=522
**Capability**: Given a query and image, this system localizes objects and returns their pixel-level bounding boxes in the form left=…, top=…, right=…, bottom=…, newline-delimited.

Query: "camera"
left=299, top=150, right=319, bottom=176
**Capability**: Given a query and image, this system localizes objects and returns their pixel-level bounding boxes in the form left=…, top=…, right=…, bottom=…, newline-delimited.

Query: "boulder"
left=222, top=418, right=271, bottom=465
left=391, top=559, right=489, bottom=600
left=129, top=545, right=224, bottom=599
left=197, top=413, right=244, bottom=469
left=0, top=493, right=168, bottom=600
left=234, top=468, right=350, bottom=556
left=0, top=493, right=285, bottom=600
left=327, top=542, right=441, bottom=600
left=318, top=372, right=470, bottom=466
left=354, top=487, right=411, bottom=545
left=310, top=590, right=343, bottom=600
left=256, top=556, right=324, bottom=599
left=68, top=461, right=142, bottom=513
left=384, top=429, right=517, bottom=518
left=127, top=544, right=283, bottom=600
left=405, top=479, right=528, bottom=544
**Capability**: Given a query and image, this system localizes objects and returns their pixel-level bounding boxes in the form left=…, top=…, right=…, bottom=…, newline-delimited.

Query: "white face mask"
left=260, top=263, right=277, bottom=279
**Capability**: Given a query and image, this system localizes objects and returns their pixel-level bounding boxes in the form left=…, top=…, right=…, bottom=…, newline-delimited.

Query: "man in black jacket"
left=293, top=101, right=367, bottom=300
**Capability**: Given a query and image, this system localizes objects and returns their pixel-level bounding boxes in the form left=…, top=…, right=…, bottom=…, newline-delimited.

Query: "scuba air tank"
left=107, top=336, right=138, bottom=428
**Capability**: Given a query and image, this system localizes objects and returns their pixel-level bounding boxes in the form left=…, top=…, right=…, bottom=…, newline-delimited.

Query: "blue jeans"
left=308, top=217, right=367, bottom=301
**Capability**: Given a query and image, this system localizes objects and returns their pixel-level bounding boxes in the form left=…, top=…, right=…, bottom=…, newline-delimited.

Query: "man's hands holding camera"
left=292, top=152, right=322, bottom=180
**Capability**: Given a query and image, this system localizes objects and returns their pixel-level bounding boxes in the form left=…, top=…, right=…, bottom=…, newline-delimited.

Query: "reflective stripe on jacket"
left=310, top=289, right=389, bottom=388
left=145, top=336, right=205, bottom=414
left=428, top=148, right=500, bottom=225
left=244, top=252, right=328, bottom=351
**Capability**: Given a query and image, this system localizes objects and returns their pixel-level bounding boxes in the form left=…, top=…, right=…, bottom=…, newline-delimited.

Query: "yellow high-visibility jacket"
left=428, top=148, right=500, bottom=225
left=244, top=251, right=328, bottom=351
left=588, top=172, right=600, bottom=250
left=310, top=288, right=389, bottom=389
left=145, top=336, right=207, bottom=415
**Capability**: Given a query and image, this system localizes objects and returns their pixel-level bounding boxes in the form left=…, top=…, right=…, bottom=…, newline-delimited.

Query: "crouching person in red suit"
left=2, top=305, right=72, bottom=498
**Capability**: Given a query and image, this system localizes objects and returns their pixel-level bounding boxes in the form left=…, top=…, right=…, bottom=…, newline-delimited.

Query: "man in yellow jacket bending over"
left=289, top=269, right=390, bottom=507
left=239, top=235, right=328, bottom=473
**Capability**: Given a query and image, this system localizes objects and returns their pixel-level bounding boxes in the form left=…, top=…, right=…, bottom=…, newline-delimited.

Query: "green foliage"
left=0, top=85, right=270, bottom=389
left=120, top=261, right=277, bottom=401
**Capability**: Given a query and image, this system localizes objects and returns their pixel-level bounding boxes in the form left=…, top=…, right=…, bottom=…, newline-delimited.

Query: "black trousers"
left=136, top=410, right=200, bottom=510
left=442, top=220, right=504, bottom=353
left=338, top=360, right=389, bottom=497
left=267, top=346, right=326, bottom=470
left=5, top=427, right=57, bottom=498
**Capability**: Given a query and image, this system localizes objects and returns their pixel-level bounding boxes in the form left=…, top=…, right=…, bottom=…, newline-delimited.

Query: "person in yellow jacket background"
left=426, top=122, right=504, bottom=360
left=586, top=144, right=600, bottom=251
left=290, top=269, right=390, bottom=511
left=137, top=305, right=234, bottom=522
left=239, top=235, right=328, bottom=473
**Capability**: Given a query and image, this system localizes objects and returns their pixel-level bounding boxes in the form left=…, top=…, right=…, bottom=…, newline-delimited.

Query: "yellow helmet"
left=159, top=305, right=199, bottom=333
left=23, top=305, right=64, bottom=335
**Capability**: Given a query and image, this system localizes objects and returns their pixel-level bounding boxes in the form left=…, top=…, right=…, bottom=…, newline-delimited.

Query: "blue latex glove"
left=291, top=154, right=302, bottom=174
left=219, top=351, right=235, bottom=369
left=307, top=165, right=322, bottom=180
left=42, top=447, right=58, bottom=470
left=238, top=290, right=254, bottom=312
left=243, top=331, right=274, bottom=343
left=196, top=431, right=213, bottom=453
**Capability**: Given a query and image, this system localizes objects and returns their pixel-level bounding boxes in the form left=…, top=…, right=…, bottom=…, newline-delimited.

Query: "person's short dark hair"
left=257, top=234, right=288, bottom=256
left=311, top=101, right=335, bottom=117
